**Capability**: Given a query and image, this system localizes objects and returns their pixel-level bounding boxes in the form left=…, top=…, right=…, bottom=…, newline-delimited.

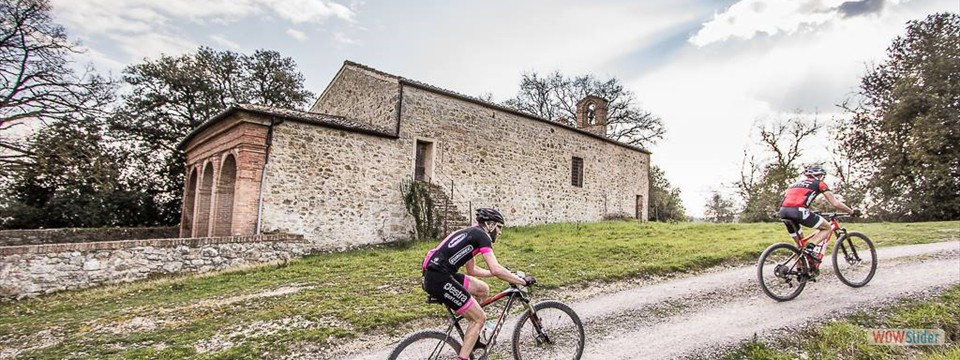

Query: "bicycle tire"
left=832, top=232, right=877, bottom=288
left=757, top=242, right=809, bottom=301
left=511, top=300, right=584, bottom=360
left=388, top=330, right=463, bottom=360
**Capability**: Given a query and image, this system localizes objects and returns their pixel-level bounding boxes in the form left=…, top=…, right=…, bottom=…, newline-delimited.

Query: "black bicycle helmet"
left=475, top=208, right=505, bottom=224
left=803, top=164, right=826, bottom=177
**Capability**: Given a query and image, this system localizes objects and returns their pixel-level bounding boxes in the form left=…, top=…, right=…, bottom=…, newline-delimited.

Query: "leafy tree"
left=737, top=114, right=821, bottom=222
left=109, top=47, right=315, bottom=224
left=0, top=119, right=153, bottom=228
left=827, top=123, right=869, bottom=211
left=0, top=0, right=113, bottom=170
left=704, top=191, right=736, bottom=223
left=839, top=13, right=960, bottom=221
left=503, top=71, right=666, bottom=147
left=648, top=165, right=686, bottom=221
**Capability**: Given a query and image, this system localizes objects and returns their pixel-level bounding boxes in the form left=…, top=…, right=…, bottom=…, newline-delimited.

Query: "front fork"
left=834, top=229, right=862, bottom=264
left=520, top=296, right=552, bottom=344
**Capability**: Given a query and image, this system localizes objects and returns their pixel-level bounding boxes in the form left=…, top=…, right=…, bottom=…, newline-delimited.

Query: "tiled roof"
left=344, top=60, right=651, bottom=155
left=234, top=104, right=394, bottom=134
left=343, top=60, right=498, bottom=108
left=177, top=103, right=397, bottom=150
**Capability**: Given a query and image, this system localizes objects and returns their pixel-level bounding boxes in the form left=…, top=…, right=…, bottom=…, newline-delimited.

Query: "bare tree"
left=504, top=71, right=666, bottom=147
left=737, top=112, right=822, bottom=222
left=0, top=0, right=114, bottom=169
left=758, top=114, right=821, bottom=169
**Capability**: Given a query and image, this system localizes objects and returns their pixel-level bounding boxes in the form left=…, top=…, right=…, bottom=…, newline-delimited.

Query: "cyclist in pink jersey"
left=421, top=208, right=534, bottom=360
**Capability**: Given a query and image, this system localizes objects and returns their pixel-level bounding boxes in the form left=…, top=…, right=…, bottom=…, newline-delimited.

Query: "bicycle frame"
left=794, top=213, right=847, bottom=261
left=434, top=286, right=540, bottom=359
left=789, top=213, right=852, bottom=270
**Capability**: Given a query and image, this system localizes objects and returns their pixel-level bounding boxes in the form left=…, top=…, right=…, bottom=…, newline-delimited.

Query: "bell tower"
left=576, top=96, right=608, bottom=136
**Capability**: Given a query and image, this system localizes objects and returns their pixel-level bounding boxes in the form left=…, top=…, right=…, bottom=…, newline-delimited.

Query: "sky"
left=48, top=0, right=959, bottom=217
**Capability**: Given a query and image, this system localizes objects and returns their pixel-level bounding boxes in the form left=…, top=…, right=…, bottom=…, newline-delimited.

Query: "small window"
left=415, top=141, right=431, bottom=181
left=571, top=157, right=584, bottom=187
left=586, top=103, right=596, bottom=125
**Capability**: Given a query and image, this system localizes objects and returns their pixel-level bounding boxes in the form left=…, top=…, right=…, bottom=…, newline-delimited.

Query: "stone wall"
left=0, top=226, right=179, bottom=247
left=310, top=63, right=399, bottom=134
left=259, top=121, right=412, bottom=249
left=256, top=64, right=649, bottom=248
left=400, top=85, right=650, bottom=225
left=0, top=234, right=305, bottom=300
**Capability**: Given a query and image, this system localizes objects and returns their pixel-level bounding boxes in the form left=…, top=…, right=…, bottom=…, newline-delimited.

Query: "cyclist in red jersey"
left=779, top=165, right=860, bottom=270
left=421, top=208, right=534, bottom=360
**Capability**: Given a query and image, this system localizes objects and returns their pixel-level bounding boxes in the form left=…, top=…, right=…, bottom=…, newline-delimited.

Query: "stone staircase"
left=424, top=182, right=471, bottom=234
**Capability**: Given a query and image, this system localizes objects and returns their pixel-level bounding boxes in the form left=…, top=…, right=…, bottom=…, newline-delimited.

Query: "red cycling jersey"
left=780, top=176, right=830, bottom=208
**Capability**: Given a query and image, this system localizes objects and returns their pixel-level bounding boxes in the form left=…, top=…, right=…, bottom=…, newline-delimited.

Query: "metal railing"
left=426, top=171, right=472, bottom=234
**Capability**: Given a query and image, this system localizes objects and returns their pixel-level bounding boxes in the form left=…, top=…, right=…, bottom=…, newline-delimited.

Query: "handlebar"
left=510, top=271, right=533, bottom=290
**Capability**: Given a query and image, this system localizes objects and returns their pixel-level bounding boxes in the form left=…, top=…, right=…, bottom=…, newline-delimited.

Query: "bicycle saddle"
left=780, top=219, right=800, bottom=234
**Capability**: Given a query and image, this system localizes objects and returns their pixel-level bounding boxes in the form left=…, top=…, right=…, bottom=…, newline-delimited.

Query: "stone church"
left=177, top=61, right=651, bottom=250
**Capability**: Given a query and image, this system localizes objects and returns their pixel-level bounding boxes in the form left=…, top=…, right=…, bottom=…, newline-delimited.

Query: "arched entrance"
left=196, top=162, right=215, bottom=237
left=214, top=155, right=237, bottom=236
left=180, top=168, right=198, bottom=237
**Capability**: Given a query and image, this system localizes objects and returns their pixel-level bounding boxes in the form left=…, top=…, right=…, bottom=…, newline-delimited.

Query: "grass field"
left=1, top=220, right=957, bottom=359
left=714, top=284, right=960, bottom=360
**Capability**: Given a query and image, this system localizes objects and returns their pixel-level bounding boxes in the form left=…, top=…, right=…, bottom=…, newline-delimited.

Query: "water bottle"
left=804, top=242, right=824, bottom=267
left=803, top=243, right=819, bottom=260
left=813, top=243, right=825, bottom=262
left=481, top=320, right=496, bottom=344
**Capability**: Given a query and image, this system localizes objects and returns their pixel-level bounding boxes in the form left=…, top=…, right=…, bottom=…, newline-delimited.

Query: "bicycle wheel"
left=512, top=300, right=584, bottom=360
left=757, top=243, right=809, bottom=301
left=832, top=232, right=877, bottom=288
left=388, top=330, right=462, bottom=360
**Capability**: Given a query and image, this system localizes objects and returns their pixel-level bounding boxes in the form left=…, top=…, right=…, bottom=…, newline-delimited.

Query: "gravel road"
left=339, top=240, right=960, bottom=360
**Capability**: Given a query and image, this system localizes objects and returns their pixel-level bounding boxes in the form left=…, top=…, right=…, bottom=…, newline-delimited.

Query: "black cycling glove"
left=523, top=275, right=537, bottom=286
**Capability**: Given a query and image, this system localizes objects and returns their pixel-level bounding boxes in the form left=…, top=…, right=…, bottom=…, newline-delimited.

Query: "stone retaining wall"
left=0, top=226, right=180, bottom=247
left=0, top=233, right=306, bottom=300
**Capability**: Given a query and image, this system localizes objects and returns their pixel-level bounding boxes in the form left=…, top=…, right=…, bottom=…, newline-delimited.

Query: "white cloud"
left=51, top=1, right=166, bottom=35
left=690, top=0, right=853, bottom=47
left=210, top=34, right=241, bottom=49
left=49, top=0, right=354, bottom=62
left=286, top=28, right=309, bottom=41
left=262, top=0, right=355, bottom=23
left=334, top=31, right=359, bottom=45
left=112, top=31, right=198, bottom=60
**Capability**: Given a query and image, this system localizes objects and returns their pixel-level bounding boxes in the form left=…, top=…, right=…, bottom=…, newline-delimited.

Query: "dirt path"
left=340, top=240, right=960, bottom=360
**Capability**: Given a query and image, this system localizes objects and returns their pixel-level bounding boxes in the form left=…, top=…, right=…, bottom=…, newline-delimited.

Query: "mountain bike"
left=389, top=273, right=585, bottom=360
left=757, top=212, right=877, bottom=301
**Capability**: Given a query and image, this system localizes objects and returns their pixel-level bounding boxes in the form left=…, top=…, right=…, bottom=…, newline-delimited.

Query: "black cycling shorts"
left=779, top=207, right=824, bottom=228
left=422, top=270, right=475, bottom=315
